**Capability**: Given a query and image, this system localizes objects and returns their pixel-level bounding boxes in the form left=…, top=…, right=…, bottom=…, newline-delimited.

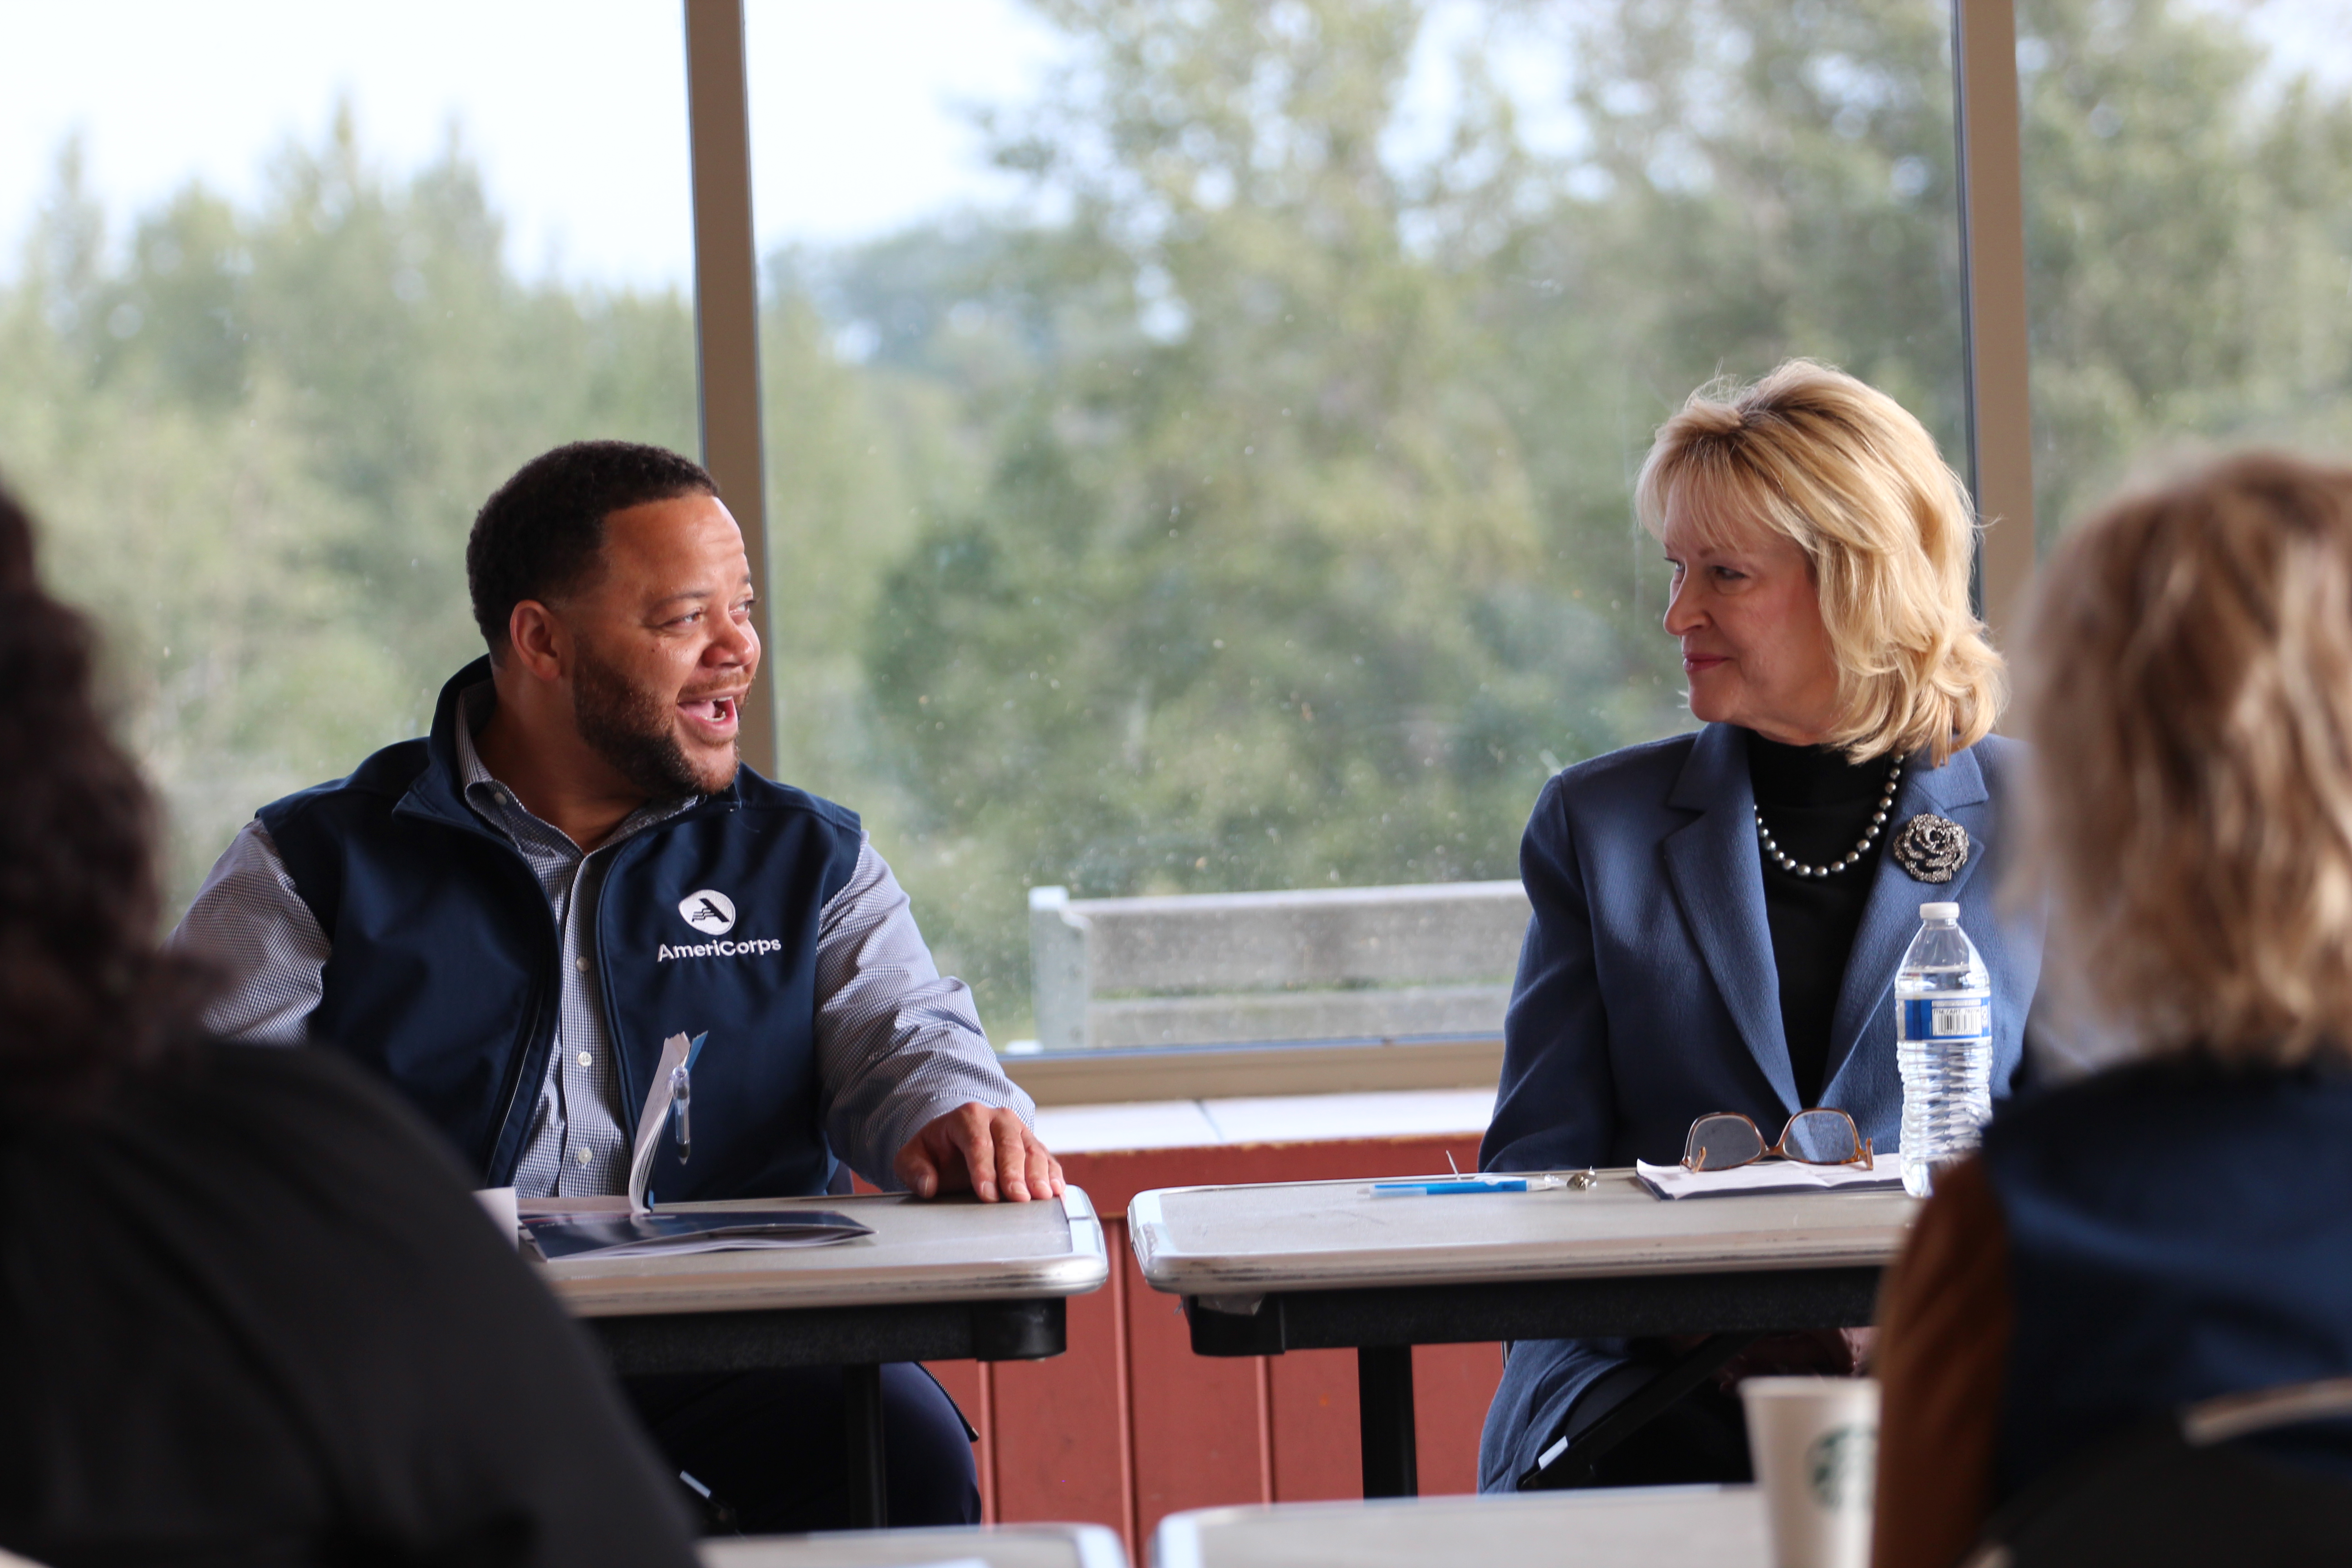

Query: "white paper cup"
left=1740, top=1376, right=1881, bottom=1568
left=471, top=1186, right=521, bottom=1250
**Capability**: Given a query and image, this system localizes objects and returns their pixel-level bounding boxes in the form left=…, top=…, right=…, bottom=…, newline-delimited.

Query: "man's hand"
left=896, top=1102, right=1065, bottom=1202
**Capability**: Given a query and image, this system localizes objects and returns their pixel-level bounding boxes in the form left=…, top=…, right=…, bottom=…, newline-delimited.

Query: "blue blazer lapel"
left=1821, top=744, right=1993, bottom=1097
left=1663, top=725, right=1800, bottom=1114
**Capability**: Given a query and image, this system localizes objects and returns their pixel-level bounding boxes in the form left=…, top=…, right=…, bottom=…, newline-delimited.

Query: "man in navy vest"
left=173, top=439, right=1058, bottom=1532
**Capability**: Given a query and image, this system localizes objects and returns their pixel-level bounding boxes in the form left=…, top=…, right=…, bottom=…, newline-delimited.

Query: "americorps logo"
left=658, top=889, right=783, bottom=963
left=678, top=890, right=736, bottom=934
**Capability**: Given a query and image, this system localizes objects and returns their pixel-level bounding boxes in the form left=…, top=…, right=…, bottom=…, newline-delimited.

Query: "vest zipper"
left=470, top=845, right=565, bottom=1184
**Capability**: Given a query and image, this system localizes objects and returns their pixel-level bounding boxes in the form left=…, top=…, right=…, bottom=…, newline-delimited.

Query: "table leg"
left=1357, top=1343, right=1419, bottom=1498
left=843, top=1362, right=888, bottom=1528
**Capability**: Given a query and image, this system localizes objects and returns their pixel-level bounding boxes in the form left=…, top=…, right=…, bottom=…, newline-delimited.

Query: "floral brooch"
left=1891, top=813, right=1970, bottom=883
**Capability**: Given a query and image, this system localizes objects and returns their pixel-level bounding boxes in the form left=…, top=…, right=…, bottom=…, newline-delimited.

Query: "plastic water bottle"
left=1895, top=901, right=1994, bottom=1198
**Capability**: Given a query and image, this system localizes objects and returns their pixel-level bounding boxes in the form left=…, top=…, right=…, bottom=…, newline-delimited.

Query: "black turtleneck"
left=1745, top=729, right=1898, bottom=1107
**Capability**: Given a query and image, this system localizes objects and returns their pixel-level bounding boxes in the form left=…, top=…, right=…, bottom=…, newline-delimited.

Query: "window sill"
left=999, top=1034, right=1504, bottom=1106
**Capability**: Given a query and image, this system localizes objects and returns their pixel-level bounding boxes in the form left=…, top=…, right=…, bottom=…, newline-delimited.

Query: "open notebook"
left=519, top=1031, right=874, bottom=1261
left=522, top=1208, right=871, bottom=1260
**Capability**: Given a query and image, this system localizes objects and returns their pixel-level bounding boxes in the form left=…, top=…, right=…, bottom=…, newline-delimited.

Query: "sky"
left=2, top=0, right=2346, bottom=292
left=0, top=0, right=1065, bottom=290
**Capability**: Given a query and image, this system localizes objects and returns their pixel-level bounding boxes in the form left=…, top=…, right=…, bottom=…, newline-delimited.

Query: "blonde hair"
left=1635, top=360, right=2004, bottom=765
left=2019, top=451, right=2352, bottom=1065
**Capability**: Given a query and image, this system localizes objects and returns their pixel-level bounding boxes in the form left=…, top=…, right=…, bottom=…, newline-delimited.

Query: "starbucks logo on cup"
left=1806, top=1424, right=1877, bottom=1512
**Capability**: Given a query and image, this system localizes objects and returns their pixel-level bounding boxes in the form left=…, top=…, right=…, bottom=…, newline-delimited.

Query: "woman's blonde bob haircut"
left=1635, top=360, right=2004, bottom=765
left=2019, top=451, right=2352, bottom=1065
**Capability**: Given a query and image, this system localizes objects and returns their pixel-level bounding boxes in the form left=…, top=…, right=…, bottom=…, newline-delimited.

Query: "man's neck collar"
left=469, top=672, right=674, bottom=851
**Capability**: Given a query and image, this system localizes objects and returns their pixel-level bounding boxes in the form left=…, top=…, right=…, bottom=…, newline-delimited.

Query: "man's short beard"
left=573, top=647, right=734, bottom=800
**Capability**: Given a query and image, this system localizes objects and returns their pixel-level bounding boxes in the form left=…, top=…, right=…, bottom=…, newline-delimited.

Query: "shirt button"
left=491, top=789, right=510, bottom=807
left=574, top=1147, right=592, bottom=1167
left=576, top=1051, right=593, bottom=1068
left=574, top=956, right=590, bottom=973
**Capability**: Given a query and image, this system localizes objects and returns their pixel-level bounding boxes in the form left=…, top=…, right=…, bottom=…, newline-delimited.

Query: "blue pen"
left=1371, top=1176, right=1554, bottom=1196
left=1368, top=1153, right=1587, bottom=1196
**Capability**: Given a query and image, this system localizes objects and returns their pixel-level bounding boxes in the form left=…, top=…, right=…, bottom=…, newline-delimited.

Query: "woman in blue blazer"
left=1478, top=360, right=2045, bottom=1492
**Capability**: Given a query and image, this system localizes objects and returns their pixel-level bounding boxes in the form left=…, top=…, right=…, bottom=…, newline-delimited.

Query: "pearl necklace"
left=1754, top=758, right=1902, bottom=878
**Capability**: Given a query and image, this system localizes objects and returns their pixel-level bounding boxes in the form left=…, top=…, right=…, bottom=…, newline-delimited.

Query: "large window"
left=15, top=0, right=2335, bottom=1058
left=747, top=0, right=1972, bottom=1044
left=2019, top=0, right=2352, bottom=543
left=0, top=1, right=698, bottom=904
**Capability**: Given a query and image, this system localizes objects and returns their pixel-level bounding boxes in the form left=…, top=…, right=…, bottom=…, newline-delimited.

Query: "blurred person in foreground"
left=1480, top=361, right=2045, bottom=1491
left=171, top=440, right=1058, bottom=1530
left=0, top=479, right=698, bottom=1567
left=1872, top=451, right=2352, bottom=1567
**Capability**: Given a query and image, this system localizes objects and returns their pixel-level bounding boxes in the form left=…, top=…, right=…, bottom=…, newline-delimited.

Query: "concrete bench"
left=1025, top=881, right=1533, bottom=1054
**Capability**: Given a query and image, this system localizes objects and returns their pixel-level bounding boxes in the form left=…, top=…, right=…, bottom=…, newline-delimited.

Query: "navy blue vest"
left=257, top=658, right=864, bottom=1198
left=1984, top=1054, right=2352, bottom=1497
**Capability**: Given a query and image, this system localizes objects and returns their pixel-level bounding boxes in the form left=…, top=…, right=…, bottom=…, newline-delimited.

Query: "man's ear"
left=504, top=599, right=570, bottom=685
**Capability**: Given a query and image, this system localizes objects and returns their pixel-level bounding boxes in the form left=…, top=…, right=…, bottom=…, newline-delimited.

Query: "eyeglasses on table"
left=1681, top=1107, right=1875, bottom=1173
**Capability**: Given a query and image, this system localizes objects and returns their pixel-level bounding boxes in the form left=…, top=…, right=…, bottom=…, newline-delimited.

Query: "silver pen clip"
left=669, top=1062, right=692, bottom=1164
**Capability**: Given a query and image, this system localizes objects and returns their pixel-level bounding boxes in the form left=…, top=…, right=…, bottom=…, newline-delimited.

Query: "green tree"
left=2014, top=0, right=2352, bottom=537
left=833, top=0, right=1983, bottom=1024
left=1490, top=0, right=1969, bottom=536
left=0, top=113, right=698, bottom=906
left=806, top=0, right=2347, bottom=1032
left=858, top=0, right=1581, bottom=1019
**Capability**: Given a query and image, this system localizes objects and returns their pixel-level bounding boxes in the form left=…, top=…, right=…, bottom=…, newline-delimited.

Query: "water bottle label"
left=1902, top=997, right=1991, bottom=1041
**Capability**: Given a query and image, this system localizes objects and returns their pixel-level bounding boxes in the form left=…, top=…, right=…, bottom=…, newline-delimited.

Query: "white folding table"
left=1128, top=1170, right=1911, bottom=1496
left=537, top=1189, right=1109, bottom=1529
left=703, top=1521, right=1127, bottom=1568
left=1151, top=1484, right=1767, bottom=1568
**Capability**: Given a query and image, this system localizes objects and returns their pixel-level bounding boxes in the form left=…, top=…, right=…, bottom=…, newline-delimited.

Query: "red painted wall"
left=921, top=1135, right=1504, bottom=1561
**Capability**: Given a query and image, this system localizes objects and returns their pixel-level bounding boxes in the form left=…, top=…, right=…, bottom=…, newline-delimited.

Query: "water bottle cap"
left=1920, top=901, right=1960, bottom=921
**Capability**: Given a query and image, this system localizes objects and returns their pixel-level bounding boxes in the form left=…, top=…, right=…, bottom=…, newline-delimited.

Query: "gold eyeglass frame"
left=1680, top=1107, right=1876, bottom=1173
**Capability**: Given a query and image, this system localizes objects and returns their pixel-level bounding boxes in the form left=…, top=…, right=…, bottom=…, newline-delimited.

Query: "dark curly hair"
left=0, top=480, right=213, bottom=1107
left=466, top=440, right=717, bottom=654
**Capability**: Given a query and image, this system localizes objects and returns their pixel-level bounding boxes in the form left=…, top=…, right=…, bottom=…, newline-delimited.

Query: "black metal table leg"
left=1358, top=1343, right=1419, bottom=1498
left=843, top=1362, right=888, bottom=1527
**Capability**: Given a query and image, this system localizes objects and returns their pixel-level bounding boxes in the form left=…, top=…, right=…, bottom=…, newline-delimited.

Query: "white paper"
left=1635, top=1154, right=1908, bottom=1200
left=627, top=1031, right=694, bottom=1214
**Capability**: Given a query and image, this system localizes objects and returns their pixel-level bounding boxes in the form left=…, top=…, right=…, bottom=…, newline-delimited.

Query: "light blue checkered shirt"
left=172, top=683, right=1032, bottom=1197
